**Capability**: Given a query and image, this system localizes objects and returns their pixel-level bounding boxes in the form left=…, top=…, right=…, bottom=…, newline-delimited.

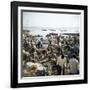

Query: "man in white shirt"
left=57, top=54, right=66, bottom=75
left=69, top=55, right=79, bottom=74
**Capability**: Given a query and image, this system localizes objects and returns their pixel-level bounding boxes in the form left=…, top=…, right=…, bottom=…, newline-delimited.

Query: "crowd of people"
left=22, top=30, right=79, bottom=77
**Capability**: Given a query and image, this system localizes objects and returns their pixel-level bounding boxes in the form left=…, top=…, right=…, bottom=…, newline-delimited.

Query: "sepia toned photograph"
left=21, top=11, right=80, bottom=77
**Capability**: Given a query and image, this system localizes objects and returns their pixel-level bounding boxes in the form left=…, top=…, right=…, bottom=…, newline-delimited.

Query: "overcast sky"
left=23, top=11, right=81, bottom=28
left=22, top=11, right=81, bottom=35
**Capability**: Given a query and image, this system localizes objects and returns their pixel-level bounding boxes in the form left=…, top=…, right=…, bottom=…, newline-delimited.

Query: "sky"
left=23, top=11, right=80, bottom=28
left=22, top=11, right=81, bottom=35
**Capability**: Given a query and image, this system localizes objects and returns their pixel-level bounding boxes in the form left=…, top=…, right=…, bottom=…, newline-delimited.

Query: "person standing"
left=69, top=55, right=79, bottom=74
left=57, top=54, right=66, bottom=75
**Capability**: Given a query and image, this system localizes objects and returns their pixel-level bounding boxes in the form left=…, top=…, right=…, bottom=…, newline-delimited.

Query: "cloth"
left=57, top=56, right=66, bottom=69
left=69, top=58, right=79, bottom=74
